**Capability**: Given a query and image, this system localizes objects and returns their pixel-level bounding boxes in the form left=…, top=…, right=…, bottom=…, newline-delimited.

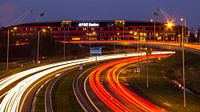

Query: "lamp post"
left=114, top=35, right=116, bottom=54
left=6, top=27, right=17, bottom=70
left=129, top=31, right=133, bottom=53
left=144, top=33, right=149, bottom=88
left=63, top=32, right=66, bottom=60
left=87, top=24, right=91, bottom=55
left=6, top=29, right=10, bottom=70
left=134, top=32, right=140, bottom=75
left=37, top=29, right=46, bottom=63
left=180, top=17, right=186, bottom=108
left=165, top=21, right=175, bottom=42
left=150, top=19, right=156, bottom=41
left=35, top=13, right=44, bottom=63
left=122, top=21, right=125, bottom=52
left=116, top=32, right=120, bottom=53
left=146, top=47, right=149, bottom=88
left=37, top=31, right=40, bottom=63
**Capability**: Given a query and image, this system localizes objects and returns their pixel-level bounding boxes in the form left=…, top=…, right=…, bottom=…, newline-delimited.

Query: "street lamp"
left=35, top=12, right=45, bottom=63
left=166, top=21, right=175, bottom=30
left=37, top=28, right=46, bottom=63
left=6, top=29, right=10, bottom=70
left=86, top=24, right=91, bottom=55
left=165, top=21, right=175, bottom=41
left=129, top=30, right=133, bottom=52
left=122, top=20, right=125, bottom=52
left=134, top=32, right=141, bottom=75
left=6, top=27, right=17, bottom=70
left=63, top=32, right=66, bottom=60
left=150, top=19, right=156, bottom=41
left=144, top=32, right=149, bottom=88
left=115, top=32, right=120, bottom=53
left=180, top=17, right=186, bottom=108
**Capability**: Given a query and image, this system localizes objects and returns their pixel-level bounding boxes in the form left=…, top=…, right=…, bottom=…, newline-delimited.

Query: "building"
left=0, top=20, right=184, bottom=59
left=1, top=20, right=183, bottom=43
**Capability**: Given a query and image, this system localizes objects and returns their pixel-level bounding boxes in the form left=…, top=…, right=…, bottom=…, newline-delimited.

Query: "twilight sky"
left=0, top=0, right=199, bottom=29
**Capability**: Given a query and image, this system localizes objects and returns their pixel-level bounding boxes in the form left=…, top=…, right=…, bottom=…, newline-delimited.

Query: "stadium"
left=0, top=20, right=185, bottom=60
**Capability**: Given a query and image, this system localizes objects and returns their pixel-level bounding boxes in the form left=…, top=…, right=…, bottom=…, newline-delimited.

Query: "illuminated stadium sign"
left=78, top=23, right=99, bottom=27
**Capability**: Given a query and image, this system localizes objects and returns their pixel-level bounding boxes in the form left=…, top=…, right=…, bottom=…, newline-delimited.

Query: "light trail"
left=0, top=52, right=174, bottom=112
left=0, top=53, right=133, bottom=92
left=89, top=58, right=138, bottom=112
left=73, top=67, right=97, bottom=112
left=89, top=65, right=132, bottom=112
left=84, top=72, right=101, bottom=112
left=107, top=56, right=167, bottom=112
left=0, top=58, right=90, bottom=91
left=31, top=78, right=51, bottom=112
left=0, top=58, right=94, bottom=112
left=45, top=74, right=62, bottom=112
left=89, top=54, right=173, bottom=111
left=0, top=51, right=174, bottom=92
left=67, top=40, right=200, bottom=51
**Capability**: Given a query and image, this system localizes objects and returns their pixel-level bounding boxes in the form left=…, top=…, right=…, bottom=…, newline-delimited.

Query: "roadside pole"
left=95, top=56, right=98, bottom=66
left=37, top=31, right=40, bottom=63
left=146, top=47, right=152, bottom=88
left=6, top=29, right=10, bottom=70
left=90, top=47, right=102, bottom=66
left=181, top=18, right=186, bottom=108
left=63, top=32, right=66, bottom=60
left=146, top=48, right=149, bottom=88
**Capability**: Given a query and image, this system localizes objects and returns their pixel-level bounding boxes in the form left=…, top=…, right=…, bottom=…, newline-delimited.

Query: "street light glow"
left=13, top=27, right=17, bottom=30
left=180, top=18, right=184, bottom=21
left=42, top=29, right=47, bottom=33
left=134, top=32, right=138, bottom=36
left=166, top=21, right=175, bottom=29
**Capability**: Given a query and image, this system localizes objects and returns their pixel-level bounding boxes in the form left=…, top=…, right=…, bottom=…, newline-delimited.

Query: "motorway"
left=88, top=54, right=170, bottom=112
left=73, top=66, right=97, bottom=112
left=44, top=72, right=65, bottom=112
left=0, top=51, right=175, bottom=112
left=0, top=53, right=146, bottom=111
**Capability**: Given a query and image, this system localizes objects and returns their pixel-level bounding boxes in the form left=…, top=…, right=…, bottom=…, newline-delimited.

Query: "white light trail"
left=0, top=51, right=175, bottom=112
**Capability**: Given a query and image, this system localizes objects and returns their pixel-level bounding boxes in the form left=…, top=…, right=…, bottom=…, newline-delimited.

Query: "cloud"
left=0, top=1, right=17, bottom=26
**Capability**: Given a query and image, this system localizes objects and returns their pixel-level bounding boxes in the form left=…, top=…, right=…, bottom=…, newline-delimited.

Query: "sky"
left=0, top=0, right=200, bottom=30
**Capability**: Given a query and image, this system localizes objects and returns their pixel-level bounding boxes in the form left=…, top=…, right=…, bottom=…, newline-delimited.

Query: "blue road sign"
left=90, top=47, right=102, bottom=56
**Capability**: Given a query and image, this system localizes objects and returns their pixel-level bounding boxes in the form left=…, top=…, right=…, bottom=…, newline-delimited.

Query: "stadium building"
left=1, top=20, right=184, bottom=43
left=0, top=20, right=185, bottom=59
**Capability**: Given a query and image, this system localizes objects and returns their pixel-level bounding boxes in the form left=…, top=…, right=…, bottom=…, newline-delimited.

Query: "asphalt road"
left=0, top=52, right=174, bottom=112
left=72, top=67, right=97, bottom=112
left=20, top=66, right=77, bottom=112
left=88, top=54, right=170, bottom=112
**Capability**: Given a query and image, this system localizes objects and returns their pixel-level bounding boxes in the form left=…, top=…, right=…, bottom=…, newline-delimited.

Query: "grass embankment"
left=35, top=82, right=49, bottom=112
left=162, top=52, right=200, bottom=94
left=34, top=61, right=109, bottom=112
left=52, top=64, right=96, bottom=112
left=34, top=69, right=83, bottom=112
left=52, top=70, right=83, bottom=112
left=121, top=52, right=200, bottom=112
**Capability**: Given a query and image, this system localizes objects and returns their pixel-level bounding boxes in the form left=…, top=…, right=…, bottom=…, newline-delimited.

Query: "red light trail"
left=89, top=54, right=170, bottom=112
